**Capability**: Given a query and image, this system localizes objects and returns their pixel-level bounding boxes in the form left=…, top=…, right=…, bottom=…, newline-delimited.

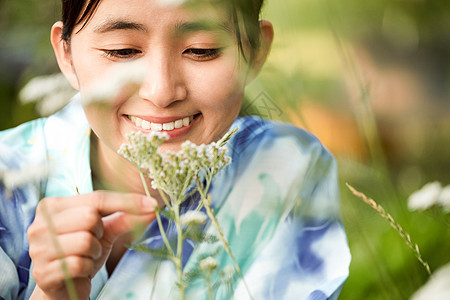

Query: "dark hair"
left=61, top=0, right=101, bottom=42
left=230, top=0, right=265, bottom=54
left=60, top=0, right=264, bottom=61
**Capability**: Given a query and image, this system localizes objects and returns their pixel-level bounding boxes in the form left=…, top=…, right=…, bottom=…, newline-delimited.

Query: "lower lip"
left=124, top=114, right=200, bottom=140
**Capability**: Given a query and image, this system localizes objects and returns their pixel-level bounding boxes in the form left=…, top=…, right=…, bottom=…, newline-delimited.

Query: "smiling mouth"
left=127, top=114, right=199, bottom=131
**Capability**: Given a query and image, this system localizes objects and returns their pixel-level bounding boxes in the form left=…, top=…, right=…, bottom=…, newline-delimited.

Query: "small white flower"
left=20, top=73, right=72, bottom=103
left=438, top=185, right=450, bottom=212
left=34, top=89, right=77, bottom=116
left=180, top=210, right=207, bottom=227
left=411, top=263, right=450, bottom=300
left=151, top=180, right=159, bottom=190
left=221, top=265, right=235, bottom=283
left=19, top=73, right=76, bottom=115
left=119, top=129, right=232, bottom=204
left=199, top=256, right=218, bottom=272
left=408, top=182, right=442, bottom=211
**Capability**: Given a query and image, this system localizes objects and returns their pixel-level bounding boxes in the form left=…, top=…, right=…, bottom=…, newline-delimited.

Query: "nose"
left=138, top=52, right=187, bottom=107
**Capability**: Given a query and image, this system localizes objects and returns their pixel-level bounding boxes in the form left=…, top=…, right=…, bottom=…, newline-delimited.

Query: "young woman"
left=0, top=0, right=350, bottom=299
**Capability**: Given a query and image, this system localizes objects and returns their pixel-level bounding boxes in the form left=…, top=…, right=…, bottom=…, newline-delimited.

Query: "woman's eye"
left=183, top=48, right=221, bottom=61
left=103, top=48, right=141, bottom=59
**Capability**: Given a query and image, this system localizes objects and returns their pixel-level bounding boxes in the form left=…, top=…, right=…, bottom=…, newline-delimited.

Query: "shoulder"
left=0, top=97, right=88, bottom=223
left=0, top=117, right=49, bottom=205
left=0, top=97, right=88, bottom=169
left=0, top=98, right=93, bottom=299
left=0, top=115, right=49, bottom=226
left=229, top=116, right=334, bottom=166
left=224, top=116, right=340, bottom=217
left=0, top=123, right=46, bottom=300
left=0, top=118, right=47, bottom=157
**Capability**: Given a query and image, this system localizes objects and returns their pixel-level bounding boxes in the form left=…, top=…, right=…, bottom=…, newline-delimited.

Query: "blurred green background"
left=1, top=0, right=449, bottom=299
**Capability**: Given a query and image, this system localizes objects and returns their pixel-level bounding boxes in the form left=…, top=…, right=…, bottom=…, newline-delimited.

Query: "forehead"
left=79, top=0, right=232, bottom=34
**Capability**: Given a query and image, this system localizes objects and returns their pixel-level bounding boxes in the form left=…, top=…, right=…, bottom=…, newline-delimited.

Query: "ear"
left=51, top=21, right=80, bottom=90
left=246, top=20, right=274, bottom=84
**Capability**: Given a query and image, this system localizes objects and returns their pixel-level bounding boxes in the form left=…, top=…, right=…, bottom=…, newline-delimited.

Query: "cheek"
left=188, top=58, right=246, bottom=112
left=71, top=43, right=111, bottom=91
left=83, top=103, right=122, bottom=149
left=186, top=60, right=244, bottom=142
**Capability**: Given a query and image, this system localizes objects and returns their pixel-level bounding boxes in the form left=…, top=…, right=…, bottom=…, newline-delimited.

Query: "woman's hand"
left=27, top=191, right=157, bottom=300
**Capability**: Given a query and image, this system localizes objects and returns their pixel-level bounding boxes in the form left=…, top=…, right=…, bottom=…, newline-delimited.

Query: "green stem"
left=155, top=210, right=175, bottom=257
left=157, top=187, right=172, bottom=208
left=139, top=171, right=174, bottom=257
left=199, top=189, right=253, bottom=300
left=173, top=204, right=185, bottom=300
left=40, top=202, right=78, bottom=300
left=138, top=171, right=151, bottom=198
left=203, top=272, right=214, bottom=300
left=194, top=171, right=214, bottom=211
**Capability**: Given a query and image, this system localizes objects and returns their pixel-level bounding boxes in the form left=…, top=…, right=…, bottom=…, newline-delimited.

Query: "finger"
left=33, top=256, right=95, bottom=290
left=31, top=278, right=91, bottom=300
left=101, top=211, right=155, bottom=245
left=56, top=232, right=103, bottom=260
left=38, top=191, right=157, bottom=216
left=32, top=206, right=104, bottom=238
left=29, top=231, right=102, bottom=266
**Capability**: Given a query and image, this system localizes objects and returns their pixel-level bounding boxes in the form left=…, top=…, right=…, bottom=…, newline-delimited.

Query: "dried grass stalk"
left=346, top=183, right=431, bottom=275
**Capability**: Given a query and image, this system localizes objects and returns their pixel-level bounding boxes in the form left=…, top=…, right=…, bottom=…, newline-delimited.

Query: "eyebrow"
left=92, top=18, right=232, bottom=35
left=93, top=19, right=147, bottom=33
left=174, top=20, right=233, bottom=35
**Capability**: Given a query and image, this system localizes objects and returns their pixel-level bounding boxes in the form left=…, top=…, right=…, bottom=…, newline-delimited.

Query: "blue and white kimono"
left=0, top=96, right=350, bottom=300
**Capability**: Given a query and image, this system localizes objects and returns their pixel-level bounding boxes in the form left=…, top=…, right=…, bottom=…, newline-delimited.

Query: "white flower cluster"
left=82, top=61, right=147, bottom=105
left=179, top=140, right=231, bottom=179
left=119, top=129, right=239, bottom=298
left=118, top=131, right=168, bottom=168
left=411, top=262, right=450, bottom=300
left=220, top=265, right=235, bottom=283
left=199, top=256, right=218, bottom=272
left=180, top=210, right=208, bottom=227
left=408, top=181, right=450, bottom=212
left=118, top=131, right=232, bottom=204
left=19, top=73, right=76, bottom=116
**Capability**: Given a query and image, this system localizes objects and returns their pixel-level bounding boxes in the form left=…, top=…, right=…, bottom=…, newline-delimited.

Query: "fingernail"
left=141, top=196, right=155, bottom=211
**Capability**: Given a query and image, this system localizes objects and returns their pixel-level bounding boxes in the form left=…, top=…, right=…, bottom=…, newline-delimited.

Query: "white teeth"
left=162, top=122, right=174, bottom=130
left=174, top=119, right=183, bottom=129
left=129, top=115, right=196, bottom=131
left=151, top=123, right=162, bottom=131
left=142, top=120, right=151, bottom=130
left=135, top=117, right=142, bottom=127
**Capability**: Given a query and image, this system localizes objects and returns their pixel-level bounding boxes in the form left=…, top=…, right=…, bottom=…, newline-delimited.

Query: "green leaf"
left=218, top=127, right=238, bottom=147
left=202, top=233, right=220, bottom=244
left=183, top=268, right=201, bottom=284
left=131, top=244, right=172, bottom=260
left=159, top=208, right=175, bottom=220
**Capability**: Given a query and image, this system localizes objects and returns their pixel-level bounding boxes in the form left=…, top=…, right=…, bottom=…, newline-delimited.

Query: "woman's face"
left=58, top=0, right=251, bottom=153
